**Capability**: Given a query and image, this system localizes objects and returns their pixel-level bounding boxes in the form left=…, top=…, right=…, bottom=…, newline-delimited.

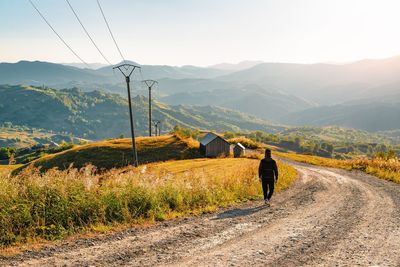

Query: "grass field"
left=0, top=165, right=23, bottom=176
left=19, top=135, right=201, bottom=172
left=0, top=157, right=296, bottom=247
left=277, top=151, right=400, bottom=184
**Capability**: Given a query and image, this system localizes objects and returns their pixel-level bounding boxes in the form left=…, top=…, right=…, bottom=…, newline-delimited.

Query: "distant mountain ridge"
left=0, top=60, right=230, bottom=85
left=209, top=60, right=264, bottom=71
left=4, top=56, right=400, bottom=105
left=2, top=56, right=400, bottom=133
left=161, top=84, right=315, bottom=121
left=282, top=102, right=400, bottom=132
left=217, top=55, right=400, bottom=104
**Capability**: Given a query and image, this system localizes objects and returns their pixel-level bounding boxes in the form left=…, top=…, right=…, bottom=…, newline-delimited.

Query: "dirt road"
left=2, top=162, right=400, bottom=266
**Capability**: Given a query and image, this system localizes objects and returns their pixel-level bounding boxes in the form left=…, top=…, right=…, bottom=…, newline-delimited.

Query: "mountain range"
left=1, top=56, right=400, bottom=133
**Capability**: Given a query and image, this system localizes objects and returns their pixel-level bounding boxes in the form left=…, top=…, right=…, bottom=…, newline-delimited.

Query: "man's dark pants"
left=261, top=178, right=275, bottom=200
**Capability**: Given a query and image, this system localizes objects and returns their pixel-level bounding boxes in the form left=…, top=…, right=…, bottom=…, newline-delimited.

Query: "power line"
left=65, top=0, right=112, bottom=65
left=28, top=0, right=89, bottom=68
left=97, top=0, right=126, bottom=63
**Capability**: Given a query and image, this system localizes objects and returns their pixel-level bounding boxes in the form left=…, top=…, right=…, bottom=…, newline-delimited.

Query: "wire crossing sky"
left=96, top=0, right=126, bottom=63
left=27, top=0, right=90, bottom=67
left=65, top=0, right=112, bottom=65
left=2, top=0, right=400, bottom=66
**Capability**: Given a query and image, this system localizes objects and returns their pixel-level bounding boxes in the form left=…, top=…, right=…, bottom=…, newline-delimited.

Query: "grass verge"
left=276, top=151, right=400, bottom=184
left=0, top=158, right=296, bottom=248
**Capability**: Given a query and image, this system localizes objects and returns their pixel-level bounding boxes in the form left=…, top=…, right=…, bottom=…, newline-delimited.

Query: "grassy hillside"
left=25, top=135, right=201, bottom=172
left=0, top=158, right=297, bottom=247
left=0, top=125, right=85, bottom=149
left=0, top=85, right=281, bottom=139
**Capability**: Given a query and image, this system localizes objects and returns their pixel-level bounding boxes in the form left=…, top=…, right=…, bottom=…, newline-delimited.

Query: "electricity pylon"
left=152, top=120, right=161, bottom=136
left=157, top=121, right=161, bottom=136
left=113, top=63, right=141, bottom=167
left=142, top=80, right=158, bottom=136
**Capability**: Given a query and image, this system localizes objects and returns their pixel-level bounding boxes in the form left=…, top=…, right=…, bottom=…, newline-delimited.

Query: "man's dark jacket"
left=258, top=158, right=278, bottom=181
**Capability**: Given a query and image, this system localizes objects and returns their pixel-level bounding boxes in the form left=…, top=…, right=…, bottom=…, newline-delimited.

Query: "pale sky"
left=1, top=0, right=400, bottom=66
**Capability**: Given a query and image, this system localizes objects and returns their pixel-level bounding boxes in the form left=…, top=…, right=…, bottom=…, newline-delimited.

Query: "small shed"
left=233, top=143, right=246, bottom=158
left=199, top=132, right=230, bottom=158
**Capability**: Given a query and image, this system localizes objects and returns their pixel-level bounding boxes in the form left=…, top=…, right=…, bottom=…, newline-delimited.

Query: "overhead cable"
left=28, top=0, right=90, bottom=68
left=97, top=0, right=126, bottom=63
left=65, top=0, right=112, bottom=65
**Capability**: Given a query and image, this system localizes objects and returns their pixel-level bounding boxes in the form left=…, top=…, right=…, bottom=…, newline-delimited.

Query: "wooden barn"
left=199, top=132, right=230, bottom=157
left=233, top=143, right=246, bottom=158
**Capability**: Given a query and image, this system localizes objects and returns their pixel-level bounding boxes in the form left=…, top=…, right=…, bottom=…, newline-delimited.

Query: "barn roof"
left=235, top=143, right=246, bottom=150
left=199, top=132, right=229, bottom=146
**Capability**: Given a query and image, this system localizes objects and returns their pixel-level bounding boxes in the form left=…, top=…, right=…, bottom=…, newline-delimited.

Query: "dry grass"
left=0, top=165, right=23, bottom=171
left=0, top=165, right=23, bottom=176
left=275, top=152, right=353, bottom=170
left=0, top=158, right=296, bottom=248
left=276, top=151, right=400, bottom=184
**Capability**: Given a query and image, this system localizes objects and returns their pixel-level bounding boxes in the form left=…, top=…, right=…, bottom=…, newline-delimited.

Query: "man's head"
left=265, top=149, right=272, bottom=158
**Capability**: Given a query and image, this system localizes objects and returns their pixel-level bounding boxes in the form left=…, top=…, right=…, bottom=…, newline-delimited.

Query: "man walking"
left=258, top=149, right=278, bottom=206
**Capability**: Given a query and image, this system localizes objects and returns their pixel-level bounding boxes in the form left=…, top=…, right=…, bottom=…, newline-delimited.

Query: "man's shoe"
left=265, top=199, right=270, bottom=207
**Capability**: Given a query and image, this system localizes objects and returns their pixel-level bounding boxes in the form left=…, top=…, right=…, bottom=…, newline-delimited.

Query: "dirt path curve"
left=2, top=162, right=400, bottom=267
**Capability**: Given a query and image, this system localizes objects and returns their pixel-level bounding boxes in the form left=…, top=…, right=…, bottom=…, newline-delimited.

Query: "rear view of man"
left=258, top=149, right=279, bottom=206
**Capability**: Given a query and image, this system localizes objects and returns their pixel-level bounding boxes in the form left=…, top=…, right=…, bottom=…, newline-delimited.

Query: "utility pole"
left=142, top=80, right=158, bottom=137
left=152, top=120, right=158, bottom=136
left=113, top=63, right=141, bottom=167
left=152, top=120, right=161, bottom=136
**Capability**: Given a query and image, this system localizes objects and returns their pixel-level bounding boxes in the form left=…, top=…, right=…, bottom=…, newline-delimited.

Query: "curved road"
left=2, top=162, right=400, bottom=266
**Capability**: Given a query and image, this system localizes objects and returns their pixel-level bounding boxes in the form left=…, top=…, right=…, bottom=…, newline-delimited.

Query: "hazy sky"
left=1, top=0, right=400, bottom=66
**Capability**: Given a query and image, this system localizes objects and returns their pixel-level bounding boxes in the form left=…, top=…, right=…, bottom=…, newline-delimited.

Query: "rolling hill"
left=0, top=126, right=85, bottom=149
left=0, top=85, right=282, bottom=140
left=161, top=84, right=314, bottom=121
left=24, top=135, right=201, bottom=172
